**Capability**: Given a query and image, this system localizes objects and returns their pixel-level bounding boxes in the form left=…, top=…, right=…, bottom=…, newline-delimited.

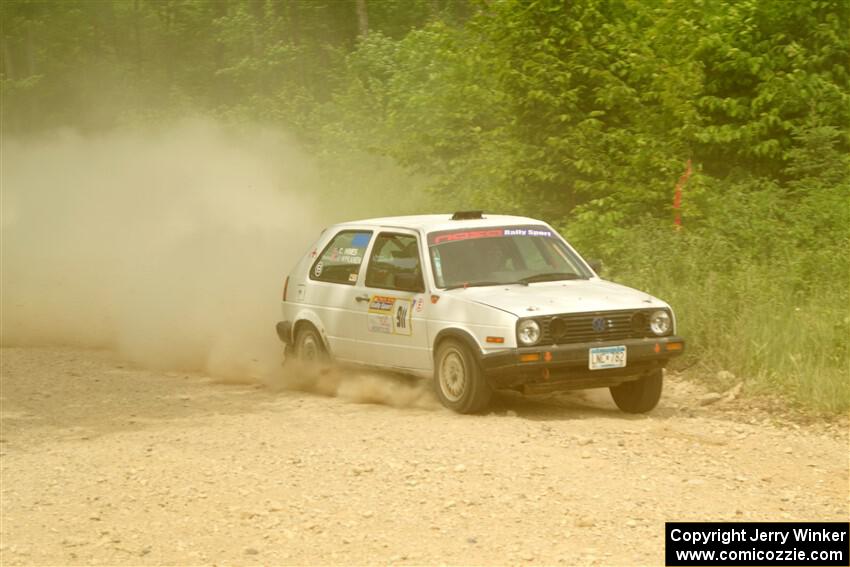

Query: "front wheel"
left=609, top=369, right=663, bottom=413
left=434, top=339, right=492, bottom=414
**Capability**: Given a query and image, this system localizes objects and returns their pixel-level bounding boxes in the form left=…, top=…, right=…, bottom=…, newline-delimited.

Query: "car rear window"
left=310, top=230, right=373, bottom=285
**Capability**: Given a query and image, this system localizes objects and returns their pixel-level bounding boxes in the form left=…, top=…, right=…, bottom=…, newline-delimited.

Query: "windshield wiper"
left=444, top=273, right=585, bottom=290
left=518, top=272, right=585, bottom=284
left=444, top=280, right=518, bottom=291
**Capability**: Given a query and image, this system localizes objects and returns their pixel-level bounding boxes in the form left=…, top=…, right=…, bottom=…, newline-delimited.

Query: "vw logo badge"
left=592, top=317, right=607, bottom=333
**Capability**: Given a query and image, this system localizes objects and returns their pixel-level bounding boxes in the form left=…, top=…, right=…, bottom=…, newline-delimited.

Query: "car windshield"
left=427, top=225, right=591, bottom=289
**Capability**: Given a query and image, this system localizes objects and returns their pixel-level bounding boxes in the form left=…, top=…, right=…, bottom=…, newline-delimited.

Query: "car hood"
left=448, top=279, right=666, bottom=317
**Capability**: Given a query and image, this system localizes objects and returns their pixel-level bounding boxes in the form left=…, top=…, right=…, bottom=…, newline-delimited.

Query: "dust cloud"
left=1, top=119, right=437, bottom=409
left=267, top=360, right=439, bottom=410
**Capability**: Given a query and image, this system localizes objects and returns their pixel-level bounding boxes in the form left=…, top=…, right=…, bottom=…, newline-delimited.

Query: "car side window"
left=310, top=230, right=373, bottom=285
left=365, top=233, right=424, bottom=293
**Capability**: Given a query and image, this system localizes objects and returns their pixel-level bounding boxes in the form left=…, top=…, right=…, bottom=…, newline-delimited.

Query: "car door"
left=356, top=230, right=431, bottom=371
left=305, top=228, right=375, bottom=362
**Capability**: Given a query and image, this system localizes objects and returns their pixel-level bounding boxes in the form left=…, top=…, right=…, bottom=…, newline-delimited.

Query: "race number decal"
left=392, top=299, right=412, bottom=336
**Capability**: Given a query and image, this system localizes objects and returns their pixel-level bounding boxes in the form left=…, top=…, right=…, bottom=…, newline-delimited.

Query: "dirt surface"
left=1, top=347, right=847, bottom=566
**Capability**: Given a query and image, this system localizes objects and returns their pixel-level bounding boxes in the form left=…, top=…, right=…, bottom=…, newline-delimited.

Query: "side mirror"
left=588, top=259, right=603, bottom=274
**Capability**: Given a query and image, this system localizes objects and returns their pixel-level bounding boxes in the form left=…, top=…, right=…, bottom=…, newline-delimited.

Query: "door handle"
left=355, top=295, right=371, bottom=303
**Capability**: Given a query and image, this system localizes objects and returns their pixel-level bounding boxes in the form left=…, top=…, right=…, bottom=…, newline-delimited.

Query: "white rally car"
left=276, top=212, right=684, bottom=414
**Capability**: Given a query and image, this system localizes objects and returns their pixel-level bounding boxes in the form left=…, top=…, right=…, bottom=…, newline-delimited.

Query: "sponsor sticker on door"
left=367, top=295, right=412, bottom=335
left=368, top=313, right=393, bottom=334
left=368, top=295, right=395, bottom=334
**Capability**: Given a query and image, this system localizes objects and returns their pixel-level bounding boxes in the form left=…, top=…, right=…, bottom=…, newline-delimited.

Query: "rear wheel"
left=293, top=325, right=326, bottom=363
left=609, top=369, right=663, bottom=413
left=434, top=339, right=492, bottom=414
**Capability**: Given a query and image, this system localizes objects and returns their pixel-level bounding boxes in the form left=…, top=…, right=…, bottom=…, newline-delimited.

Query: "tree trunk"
left=133, top=0, right=142, bottom=71
left=355, top=0, right=368, bottom=38
left=428, top=0, right=440, bottom=21
left=1, top=36, right=15, bottom=80
left=25, top=19, right=35, bottom=76
left=25, top=18, right=38, bottom=126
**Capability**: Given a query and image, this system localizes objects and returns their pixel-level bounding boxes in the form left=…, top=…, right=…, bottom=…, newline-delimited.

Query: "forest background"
left=2, top=0, right=848, bottom=412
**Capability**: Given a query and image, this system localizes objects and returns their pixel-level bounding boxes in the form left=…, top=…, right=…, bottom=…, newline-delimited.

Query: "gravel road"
left=1, top=347, right=847, bottom=565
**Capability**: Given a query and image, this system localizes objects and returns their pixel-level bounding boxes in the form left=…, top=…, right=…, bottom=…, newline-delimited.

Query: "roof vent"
left=451, top=210, right=484, bottom=220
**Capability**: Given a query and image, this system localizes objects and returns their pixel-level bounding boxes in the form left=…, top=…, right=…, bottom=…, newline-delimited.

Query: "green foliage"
left=0, top=0, right=468, bottom=131
left=690, top=0, right=850, bottom=178
left=592, top=213, right=849, bottom=413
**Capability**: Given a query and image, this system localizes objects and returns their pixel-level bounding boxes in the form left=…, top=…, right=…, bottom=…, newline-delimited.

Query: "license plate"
left=589, top=345, right=627, bottom=370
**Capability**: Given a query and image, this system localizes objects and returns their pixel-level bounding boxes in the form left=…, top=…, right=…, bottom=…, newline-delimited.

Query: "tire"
left=293, top=325, right=326, bottom=363
left=609, top=369, right=663, bottom=413
left=283, top=343, right=295, bottom=362
left=434, top=339, right=492, bottom=414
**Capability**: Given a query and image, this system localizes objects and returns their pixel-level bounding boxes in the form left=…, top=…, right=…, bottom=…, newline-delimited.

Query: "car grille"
left=536, top=309, right=664, bottom=345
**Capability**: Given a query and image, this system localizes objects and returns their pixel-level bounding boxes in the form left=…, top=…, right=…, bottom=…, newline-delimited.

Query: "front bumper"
left=480, top=336, right=685, bottom=393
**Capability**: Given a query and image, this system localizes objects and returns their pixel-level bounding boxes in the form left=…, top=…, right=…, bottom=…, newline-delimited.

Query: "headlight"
left=517, top=320, right=541, bottom=346
left=649, top=310, right=671, bottom=336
